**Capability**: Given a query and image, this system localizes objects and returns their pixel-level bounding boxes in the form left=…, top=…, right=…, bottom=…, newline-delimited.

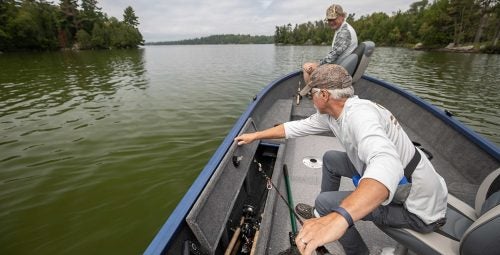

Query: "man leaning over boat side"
left=234, top=64, right=448, bottom=255
left=302, top=4, right=358, bottom=85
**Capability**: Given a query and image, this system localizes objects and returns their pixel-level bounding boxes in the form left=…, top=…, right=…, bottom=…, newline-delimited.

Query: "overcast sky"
left=97, top=0, right=417, bottom=42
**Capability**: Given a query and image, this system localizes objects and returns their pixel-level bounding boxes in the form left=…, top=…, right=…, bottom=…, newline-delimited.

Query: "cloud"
left=97, top=0, right=416, bottom=42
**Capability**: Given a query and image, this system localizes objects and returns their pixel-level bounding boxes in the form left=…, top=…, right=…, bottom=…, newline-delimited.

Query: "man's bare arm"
left=234, top=124, right=286, bottom=145
left=297, top=178, right=389, bottom=255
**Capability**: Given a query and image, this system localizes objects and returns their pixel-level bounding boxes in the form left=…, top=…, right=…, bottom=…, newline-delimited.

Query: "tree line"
left=147, top=34, right=274, bottom=45
left=275, top=0, right=500, bottom=53
left=0, top=0, right=144, bottom=51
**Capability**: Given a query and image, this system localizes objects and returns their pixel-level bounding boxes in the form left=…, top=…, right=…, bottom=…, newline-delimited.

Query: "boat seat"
left=337, top=41, right=375, bottom=84
left=378, top=168, right=500, bottom=255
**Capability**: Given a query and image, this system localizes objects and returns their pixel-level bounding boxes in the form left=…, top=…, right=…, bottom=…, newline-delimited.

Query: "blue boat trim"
left=144, top=71, right=299, bottom=255
left=362, top=75, right=499, bottom=161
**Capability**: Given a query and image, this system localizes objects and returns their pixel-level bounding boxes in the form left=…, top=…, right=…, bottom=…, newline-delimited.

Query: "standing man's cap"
left=325, top=4, right=345, bottom=20
left=299, top=64, right=352, bottom=96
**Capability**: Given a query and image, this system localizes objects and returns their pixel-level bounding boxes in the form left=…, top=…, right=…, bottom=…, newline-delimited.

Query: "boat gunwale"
left=145, top=71, right=499, bottom=254
left=362, top=75, right=499, bottom=161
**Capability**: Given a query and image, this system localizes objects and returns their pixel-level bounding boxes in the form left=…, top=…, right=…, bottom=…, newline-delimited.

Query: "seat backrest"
left=337, top=41, right=375, bottom=84
left=474, top=168, right=500, bottom=216
left=459, top=203, right=500, bottom=254
left=460, top=168, right=500, bottom=254
left=376, top=168, right=500, bottom=255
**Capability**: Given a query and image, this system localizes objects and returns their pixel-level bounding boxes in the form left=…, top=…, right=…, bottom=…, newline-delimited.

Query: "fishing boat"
left=145, top=42, right=500, bottom=255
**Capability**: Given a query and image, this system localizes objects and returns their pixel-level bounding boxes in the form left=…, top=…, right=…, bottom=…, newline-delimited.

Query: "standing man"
left=302, top=4, right=358, bottom=85
left=235, top=64, right=447, bottom=255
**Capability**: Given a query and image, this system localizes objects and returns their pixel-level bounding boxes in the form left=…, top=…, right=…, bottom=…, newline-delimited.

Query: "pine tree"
left=123, top=6, right=139, bottom=27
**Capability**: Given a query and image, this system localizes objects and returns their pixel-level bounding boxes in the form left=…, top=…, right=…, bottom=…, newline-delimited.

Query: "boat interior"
left=160, top=42, right=500, bottom=255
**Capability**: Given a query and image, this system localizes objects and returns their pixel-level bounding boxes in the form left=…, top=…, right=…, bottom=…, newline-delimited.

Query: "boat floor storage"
left=186, top=119, right=281, bottom=254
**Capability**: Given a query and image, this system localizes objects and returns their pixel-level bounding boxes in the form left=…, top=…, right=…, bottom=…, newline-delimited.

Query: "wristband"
left=332, top=207, right=354, bottom=228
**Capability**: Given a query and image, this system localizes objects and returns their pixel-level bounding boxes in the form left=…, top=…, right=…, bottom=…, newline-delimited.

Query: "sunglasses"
left=306, top=88, right=322, bottom=99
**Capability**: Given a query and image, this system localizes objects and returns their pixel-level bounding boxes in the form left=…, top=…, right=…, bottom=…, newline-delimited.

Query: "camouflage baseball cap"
left=299, top=64, right=352, bottom=96
left=325, top=4, right=345, bottom=20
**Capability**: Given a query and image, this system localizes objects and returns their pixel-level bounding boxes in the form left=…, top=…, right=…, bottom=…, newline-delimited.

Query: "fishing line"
left=255, top=160, right=304, bottom=225
left=254, top=160, right=334, bottom=255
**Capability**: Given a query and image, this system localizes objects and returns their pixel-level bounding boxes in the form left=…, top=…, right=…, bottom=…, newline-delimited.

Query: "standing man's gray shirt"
left=320, top=21, right=358, bottom=65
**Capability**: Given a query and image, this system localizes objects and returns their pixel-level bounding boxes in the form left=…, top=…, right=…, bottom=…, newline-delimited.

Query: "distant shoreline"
left=143, top=42, right=498, bottom=54
left=146, top=34, right=273, bottom=45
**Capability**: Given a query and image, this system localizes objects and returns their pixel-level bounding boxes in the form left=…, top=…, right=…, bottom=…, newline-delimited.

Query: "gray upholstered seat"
left=379, top=168, right=500, bottom=255
left=337, top=41, right=375, bottom=84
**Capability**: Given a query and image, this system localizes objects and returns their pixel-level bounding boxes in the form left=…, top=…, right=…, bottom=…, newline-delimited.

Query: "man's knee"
left=315, top=191, right=350, bottom=216
left=302, top=62, right=318, bottom=74
left=323, top=150, right=346, bottom=165
left=302, top=63, right=308, bottom=70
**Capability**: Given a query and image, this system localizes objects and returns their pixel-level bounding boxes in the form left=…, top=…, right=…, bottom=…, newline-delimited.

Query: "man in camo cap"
left=235, top=64, right=447, bottom=255
left=302, top=4, right=358, bottom=86
left=299, top=59, right=353, bottom=97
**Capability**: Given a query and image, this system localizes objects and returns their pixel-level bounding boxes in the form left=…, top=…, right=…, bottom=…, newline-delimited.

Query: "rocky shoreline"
left=414, top=42, right=479, bottom=53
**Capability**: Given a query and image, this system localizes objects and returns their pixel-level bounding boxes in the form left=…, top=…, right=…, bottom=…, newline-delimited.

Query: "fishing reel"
left=239, top=205, right=260, bottom=254
left=241, top=204, right=259, bottom=237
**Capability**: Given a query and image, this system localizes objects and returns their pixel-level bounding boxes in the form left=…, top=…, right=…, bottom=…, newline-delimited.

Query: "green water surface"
left=0, top=45, right=498, bottom=254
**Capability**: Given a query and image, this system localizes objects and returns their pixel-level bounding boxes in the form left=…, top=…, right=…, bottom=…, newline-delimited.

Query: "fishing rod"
left=296, top=79, right=302, bottom=105
left=296, top=51, right=306, bottom=105
left=254, top=160, right=333, bottom=255
left=225, top=204, right=262, bottom=255
left=284, top=164, right=298, bottom=234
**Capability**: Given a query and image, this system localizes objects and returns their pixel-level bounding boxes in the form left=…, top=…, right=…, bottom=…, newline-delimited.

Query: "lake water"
left=0, top=45, right=499, bottom=254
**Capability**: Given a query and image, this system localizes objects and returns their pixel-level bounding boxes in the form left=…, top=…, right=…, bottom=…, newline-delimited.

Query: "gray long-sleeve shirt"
left=284, top=96, right=448, bottom=224
left=319, top=21, right=358, bottom=65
